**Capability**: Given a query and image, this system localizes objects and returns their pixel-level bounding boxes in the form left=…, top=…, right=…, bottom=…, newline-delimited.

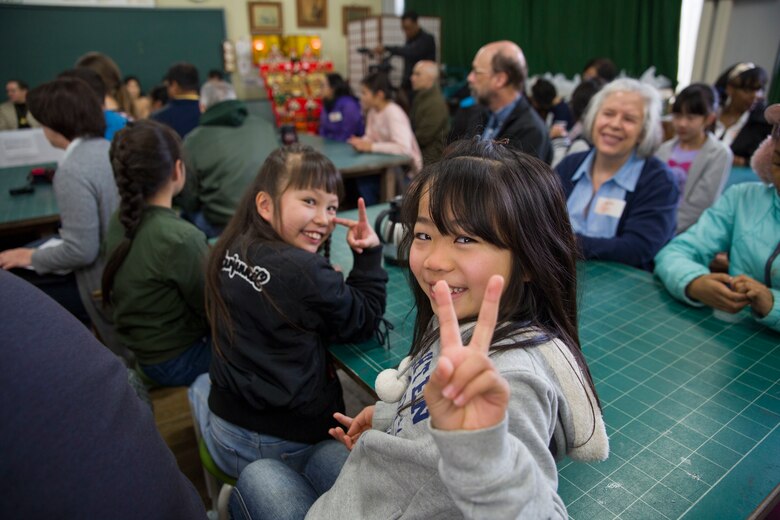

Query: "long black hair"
left=102, top=120, right=183, bottom=306
left=205, top=144, right=344, bottom=355
left=324, top=73, right=355, bottom=111
left=400, top=138, right=598, bottom=402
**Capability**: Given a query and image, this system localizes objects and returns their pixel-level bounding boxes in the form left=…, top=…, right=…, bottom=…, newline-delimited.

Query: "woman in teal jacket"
left=654, top=103, right=780, bottom=331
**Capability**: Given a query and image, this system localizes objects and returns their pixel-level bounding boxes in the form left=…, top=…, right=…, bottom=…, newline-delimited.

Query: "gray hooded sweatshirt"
left=307, top=325, right=610, bottom=519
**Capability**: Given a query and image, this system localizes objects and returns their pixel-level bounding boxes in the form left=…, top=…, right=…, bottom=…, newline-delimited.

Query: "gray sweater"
left=31, top=138, right=119, bottom=348
left=307, top=325, right=609, bottom=519
left=655, top=134, right=733, bottom=234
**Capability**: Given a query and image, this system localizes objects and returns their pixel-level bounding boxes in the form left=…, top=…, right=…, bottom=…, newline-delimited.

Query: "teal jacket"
left=180, top=100, right=278, bottom=225
left=654, top=182, right=780, bottom=331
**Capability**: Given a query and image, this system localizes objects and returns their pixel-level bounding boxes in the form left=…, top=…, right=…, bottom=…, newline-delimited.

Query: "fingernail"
left=454, top=395, right=466, bottom=406
left=442, top=385, right=455, bottom=399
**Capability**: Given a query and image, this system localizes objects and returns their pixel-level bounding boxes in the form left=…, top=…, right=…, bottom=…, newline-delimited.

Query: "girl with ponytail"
left=102, top=119, right=211, bottom=386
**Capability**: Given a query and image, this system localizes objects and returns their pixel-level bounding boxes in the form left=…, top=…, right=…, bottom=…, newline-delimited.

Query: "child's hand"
left=347, top=136, right=373, bottom=152
left=686, top=273, right=749, bottom=313
left=333, top=198, right=380, bottom=254
left=731, top=274, right=774, bottom=317
left=0, top=248, right=34, bottom=270
left=328, top=405, right=375, bottom=450
left=424, top=276, right=510, bottom=432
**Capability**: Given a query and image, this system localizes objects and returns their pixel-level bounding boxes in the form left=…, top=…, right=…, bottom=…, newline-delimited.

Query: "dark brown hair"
left=101, top=120, right=183, bottom=306
left=27, top=77, right=106, bottom=140
left=76, top=51, right=133, bottom=115
left=400, top=138, right=599, bottom=402
left=205, top=144, right=343, bottom=355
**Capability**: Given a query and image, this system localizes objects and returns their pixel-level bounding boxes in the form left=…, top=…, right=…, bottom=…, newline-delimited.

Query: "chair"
left=189, top=392, right=236, bottom=519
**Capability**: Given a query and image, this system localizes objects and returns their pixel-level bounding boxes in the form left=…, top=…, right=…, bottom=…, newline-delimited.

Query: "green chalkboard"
left=0, top=4, right=226, bottom=99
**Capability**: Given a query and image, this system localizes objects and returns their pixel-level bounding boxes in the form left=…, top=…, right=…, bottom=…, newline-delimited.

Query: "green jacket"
left=103, top=207, right=209, bottom=364
left=409, top=86, right=450, bottom=165
left=180, top=100, right=278, bottom=225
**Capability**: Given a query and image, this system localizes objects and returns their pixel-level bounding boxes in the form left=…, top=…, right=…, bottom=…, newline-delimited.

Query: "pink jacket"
left=366, top=102, right=423, bottom=175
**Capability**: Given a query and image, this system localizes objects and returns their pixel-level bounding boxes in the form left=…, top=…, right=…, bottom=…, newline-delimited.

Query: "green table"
left=0, top=162, right=58, bottom=235
left=329, top=204, right=780, bottom=520
left=299, top=134, right=411, bottom=202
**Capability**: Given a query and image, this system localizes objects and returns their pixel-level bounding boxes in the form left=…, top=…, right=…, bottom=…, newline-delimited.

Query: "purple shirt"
left=319, top=96, right=364, bottom=142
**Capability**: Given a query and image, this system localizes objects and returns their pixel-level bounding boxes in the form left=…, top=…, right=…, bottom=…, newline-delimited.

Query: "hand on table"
left=374, top=45, right=385, bottom=55
left=329, top=405, right=374, bottom=451
left=731, top=274, right=774, bottom=318
left=424, top=276, right=510, bottom=431
left=0, top=247, right=34, bottom=270
left=333, top=198, right=380, bottom=254
left=686, top=273, right=749, bottom=313
left=550, top=125, right=567, bottom=139
left=347, top=136, right=373, bottom=153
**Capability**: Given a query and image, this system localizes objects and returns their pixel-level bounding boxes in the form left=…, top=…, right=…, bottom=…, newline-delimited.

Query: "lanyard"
left=765, top=240, right=780, bottom=289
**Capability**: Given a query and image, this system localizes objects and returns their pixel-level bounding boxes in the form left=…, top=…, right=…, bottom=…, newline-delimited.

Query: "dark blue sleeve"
left=338, top=98, right=365, bottom=139
left=0, top=270, right=207, bottom=520
left=319, top=98, right=364, bottom=142
left=576, top=159, right=679, bottom=271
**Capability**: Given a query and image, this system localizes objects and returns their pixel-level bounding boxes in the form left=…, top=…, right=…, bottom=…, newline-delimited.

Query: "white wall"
left=157, top=0, right=381, bottom=98
left=693, top=0, right=779, bottom=88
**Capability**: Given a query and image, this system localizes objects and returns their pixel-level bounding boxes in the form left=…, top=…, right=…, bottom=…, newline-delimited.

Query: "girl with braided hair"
left=189, top=144, right=388, bottom=480
left=102, top=120, right=211, bottom=386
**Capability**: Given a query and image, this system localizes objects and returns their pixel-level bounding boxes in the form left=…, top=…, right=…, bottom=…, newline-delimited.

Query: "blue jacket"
left=556, top=151, right=678, bottom=271
left=151, top=97, right=201, bottom=138
left=0, top=270, right=207, bottom=519
left=319, top=95, right=364, bottom=142
left=654, top=182, right=780, bottom=332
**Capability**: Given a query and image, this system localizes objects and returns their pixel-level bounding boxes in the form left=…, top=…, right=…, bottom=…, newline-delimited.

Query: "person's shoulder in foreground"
left=0, top=270, right=207, bottom=520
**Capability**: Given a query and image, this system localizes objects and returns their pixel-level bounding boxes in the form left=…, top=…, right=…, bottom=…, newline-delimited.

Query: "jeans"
left=183, top=210, right=225, bottom=239
left=230, top=440, right=349, bottom=520
left=188, top=373, right=347, bottom=480
left=354, top=175, right=381, bottom=206
left=139, top=335, right=212, bottom=387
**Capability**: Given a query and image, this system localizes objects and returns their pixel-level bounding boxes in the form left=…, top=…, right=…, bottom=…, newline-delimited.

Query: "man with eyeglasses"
left=448, top=41, right=551, bottom=164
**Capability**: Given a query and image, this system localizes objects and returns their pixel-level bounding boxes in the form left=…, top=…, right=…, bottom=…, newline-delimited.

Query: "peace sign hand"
left=423, top=275, right=510, bottom=431
left=333, top=197, right=380, bottom=254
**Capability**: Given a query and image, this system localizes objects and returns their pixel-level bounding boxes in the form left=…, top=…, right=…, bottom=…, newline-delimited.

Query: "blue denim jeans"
left=188, top=373, right=347, bottom=480
left=139, top=335, right=211, bottom=387
left=183, top=210, right=224, bottom=239
left=229, top=440, right=349, bottom=520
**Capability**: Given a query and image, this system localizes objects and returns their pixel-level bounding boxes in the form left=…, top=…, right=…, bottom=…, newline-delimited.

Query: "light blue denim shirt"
left=567, top=150, right=646, bottom=238
left=481, top=94, right=521, bottom=141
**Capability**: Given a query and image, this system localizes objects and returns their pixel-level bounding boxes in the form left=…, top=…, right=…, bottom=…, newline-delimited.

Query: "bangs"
left=284, top=150, right=344, bottom=200
left=672, top=85, right=715, bottom=116
left=408, top=156, right=511, bottom=248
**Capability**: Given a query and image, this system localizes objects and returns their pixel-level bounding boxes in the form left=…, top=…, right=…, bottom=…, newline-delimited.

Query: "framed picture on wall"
left=342, top=5, right=370, bottom=35
left=296, top=0, right=327, bottom=28
left=248, top=2, right=283, bottom=34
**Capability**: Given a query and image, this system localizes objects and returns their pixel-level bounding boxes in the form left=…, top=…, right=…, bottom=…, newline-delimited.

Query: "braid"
left=113, top=157, right=146, bottom=239
left=102, top=120, right=183, bottom=307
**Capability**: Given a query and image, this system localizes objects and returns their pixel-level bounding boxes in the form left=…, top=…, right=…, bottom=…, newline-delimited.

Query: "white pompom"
left=375, top=369, right=408, bottom=403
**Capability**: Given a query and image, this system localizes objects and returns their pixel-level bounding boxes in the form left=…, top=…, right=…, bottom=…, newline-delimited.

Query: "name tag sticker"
left=594, top=197, right=626, bottom=218
left=328, top=112, right=343, bottom=123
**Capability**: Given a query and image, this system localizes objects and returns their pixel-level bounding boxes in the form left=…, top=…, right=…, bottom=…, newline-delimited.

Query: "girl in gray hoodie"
left=230, top=139, right=609, bottom=519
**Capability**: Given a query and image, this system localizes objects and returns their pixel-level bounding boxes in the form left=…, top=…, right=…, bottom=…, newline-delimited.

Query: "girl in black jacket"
left=190, top=144, right=388, bottom=479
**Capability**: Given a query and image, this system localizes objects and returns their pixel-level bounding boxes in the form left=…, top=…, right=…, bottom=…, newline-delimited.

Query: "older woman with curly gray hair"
left=555, top=78, right=678, bottom=271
